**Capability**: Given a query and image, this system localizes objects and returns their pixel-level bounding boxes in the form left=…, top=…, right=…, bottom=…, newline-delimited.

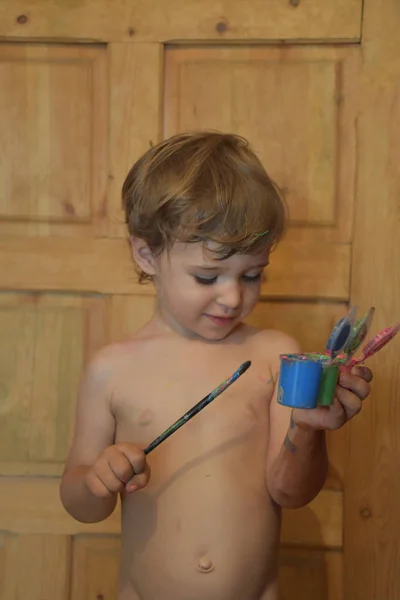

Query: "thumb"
left=118, top=443, right=147, bottom=474
left=125, top=462, right=151, bottom=493
left=350, top=365, right=373, bottom=383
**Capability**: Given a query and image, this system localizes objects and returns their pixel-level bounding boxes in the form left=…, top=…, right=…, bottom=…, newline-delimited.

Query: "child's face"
left=152, top=241, right=269, bottom=341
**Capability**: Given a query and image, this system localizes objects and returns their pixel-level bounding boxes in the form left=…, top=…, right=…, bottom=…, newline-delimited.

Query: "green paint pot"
left=317, top=364, right=339, bottom=406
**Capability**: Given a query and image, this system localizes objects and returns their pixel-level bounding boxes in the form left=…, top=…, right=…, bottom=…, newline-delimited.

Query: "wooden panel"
left=164, top=46, right=359, bottom=244
left=0, top=478, right=122, bottom=536
left=0, top=478, right=342, bottom=548
left=345, top=0, right=400, bottom=598
left=0, top=293, right=106, bottom=476
left=0, top=43, right=108, bottom=237
left=107, top=295, right=157, bottom=342
left=0, top=532, right=9, bottom=599
left=0, top=237, right=350, bottom=300
left=71, top=536, right=120, bottom=600
left=278, top=547, right=342, bottom=600
left=0, top=1, right=362, bottom=43
left=108, top=43, right=163, bottom=237
left=0, top=532, right=70, bottom=600
left=281, top=489, right=342, bottom=548
left=263, top=242, right=350, bottom=300
left=0, top=237, right=140, bottom=295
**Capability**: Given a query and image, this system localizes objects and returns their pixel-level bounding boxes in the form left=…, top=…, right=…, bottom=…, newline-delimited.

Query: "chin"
left=202, top=331, right=231, bottom=341
left=199, top=324, right=238, bottom=342
left=178, top=316, right=239, bottom=341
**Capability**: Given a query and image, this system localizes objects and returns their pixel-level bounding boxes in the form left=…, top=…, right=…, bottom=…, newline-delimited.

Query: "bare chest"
left=112, top=355, right=273, bottom=466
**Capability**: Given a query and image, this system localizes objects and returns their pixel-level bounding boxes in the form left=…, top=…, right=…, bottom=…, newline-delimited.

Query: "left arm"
left=265, top=333, right=372, bottom=509
left=266, top=397, right=328, bottom=509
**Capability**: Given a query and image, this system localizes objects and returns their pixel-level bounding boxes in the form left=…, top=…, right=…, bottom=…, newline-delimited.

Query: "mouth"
left=205, top=314, right=237, bottom=326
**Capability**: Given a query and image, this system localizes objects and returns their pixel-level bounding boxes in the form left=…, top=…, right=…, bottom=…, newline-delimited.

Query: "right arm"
left=59, top=350, right=149, bottom=523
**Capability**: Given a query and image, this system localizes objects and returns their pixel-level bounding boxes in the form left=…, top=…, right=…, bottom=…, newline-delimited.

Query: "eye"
left=242, top=273, right=262, bottom=283
left=194, top=275, right=218, bottom=285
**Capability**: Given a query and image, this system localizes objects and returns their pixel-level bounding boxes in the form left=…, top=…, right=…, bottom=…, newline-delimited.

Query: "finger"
left=118, top=443, right=147, bottom=475
left=324, top=397, right=348, bottom=429
left=338, top=371, right=370, bottom=400
left=126, top=462, right=151, bottom=493
left=351, top=365, right=373, bottom=383
left=101, top=470, right=126, bottom=493
left=106, top=453, right=135, bottom=484
left=335, top=386, right=362, bottom=419
left=292, top=404, right=345, bottom=430
left=89, top=466, right=124, bottom=495
left=86, top=470, right=111, bottom=498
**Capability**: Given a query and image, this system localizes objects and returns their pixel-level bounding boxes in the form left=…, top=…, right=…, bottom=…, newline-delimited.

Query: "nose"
left=217, top=281, right=242, bottom=311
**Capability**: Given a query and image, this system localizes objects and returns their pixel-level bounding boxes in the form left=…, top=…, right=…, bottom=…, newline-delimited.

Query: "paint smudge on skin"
left=259, top=374, right=275, bottom=385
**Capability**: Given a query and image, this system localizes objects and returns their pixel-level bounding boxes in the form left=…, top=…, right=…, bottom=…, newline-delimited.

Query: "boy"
left=60, top=131, right=372, bottom=599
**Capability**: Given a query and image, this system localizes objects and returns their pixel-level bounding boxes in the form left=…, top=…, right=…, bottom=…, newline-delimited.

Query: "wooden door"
left=0, top=1, right=399, bottom=598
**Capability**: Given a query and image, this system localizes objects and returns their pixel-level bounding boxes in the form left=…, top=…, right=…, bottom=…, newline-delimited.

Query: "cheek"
left=167, top=278, right=211, bottom=309
left=187, top=284, right=214, bottom=305
left=242, top=285, right=261, bottom=309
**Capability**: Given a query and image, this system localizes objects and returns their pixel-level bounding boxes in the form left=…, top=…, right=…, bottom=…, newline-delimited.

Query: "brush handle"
left=144, top=361, right=251, bottom=455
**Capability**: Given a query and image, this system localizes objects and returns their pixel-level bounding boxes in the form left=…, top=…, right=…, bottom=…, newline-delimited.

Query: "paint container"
left=316, top=364, right=339, bottom=406
left=278, top=354, right=323, bottom=409
left=305, top=352, right=331, bottom=364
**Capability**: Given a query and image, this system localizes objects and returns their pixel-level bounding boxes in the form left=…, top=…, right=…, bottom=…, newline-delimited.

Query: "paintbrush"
left=144, top=360, right=251, bottom=455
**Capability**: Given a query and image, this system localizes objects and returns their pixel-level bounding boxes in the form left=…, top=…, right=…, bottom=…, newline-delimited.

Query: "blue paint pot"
left=277, top=354, right=323, bottom=409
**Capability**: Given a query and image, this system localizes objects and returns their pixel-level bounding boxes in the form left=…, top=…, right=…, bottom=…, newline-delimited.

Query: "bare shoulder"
left=241, top=323, right=301, bottom=359
left=85, top=335, right=146, bottom=382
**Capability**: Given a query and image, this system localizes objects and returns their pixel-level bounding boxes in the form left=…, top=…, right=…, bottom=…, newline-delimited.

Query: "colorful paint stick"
left=347, top=323, right=400, bottom=367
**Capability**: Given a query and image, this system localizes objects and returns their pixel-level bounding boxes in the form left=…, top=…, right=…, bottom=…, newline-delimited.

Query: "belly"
left=118, top=438, right=281, bottom=600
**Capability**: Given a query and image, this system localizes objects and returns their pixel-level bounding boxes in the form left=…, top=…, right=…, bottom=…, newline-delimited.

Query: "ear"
left=129, top=237, right=157, bottom=277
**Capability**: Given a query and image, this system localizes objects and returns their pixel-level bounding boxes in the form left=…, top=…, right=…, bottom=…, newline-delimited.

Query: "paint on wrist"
left=284, top=432, right=297, bottom=454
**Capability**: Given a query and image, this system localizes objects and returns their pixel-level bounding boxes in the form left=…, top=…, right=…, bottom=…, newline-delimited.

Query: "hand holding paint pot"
left=277, top=307, right=399, bottom=410
left=289, top=364, right=373, bottom=431
left=277, top=310, right=355, bottom=410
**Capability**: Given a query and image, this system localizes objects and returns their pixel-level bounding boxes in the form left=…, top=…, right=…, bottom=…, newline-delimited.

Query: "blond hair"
left=122, top=131, right=287, bottom=283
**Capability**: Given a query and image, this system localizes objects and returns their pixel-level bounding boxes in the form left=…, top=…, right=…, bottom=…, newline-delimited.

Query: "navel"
left=197, top=555, right=214, bottom=573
